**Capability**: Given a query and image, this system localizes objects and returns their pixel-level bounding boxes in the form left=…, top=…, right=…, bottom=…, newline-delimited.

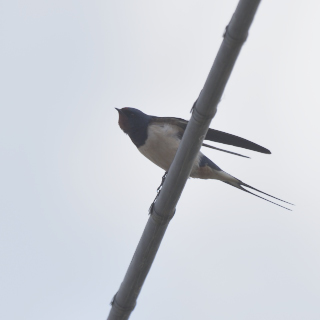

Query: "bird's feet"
left=148, top=171, right=168, bottom=214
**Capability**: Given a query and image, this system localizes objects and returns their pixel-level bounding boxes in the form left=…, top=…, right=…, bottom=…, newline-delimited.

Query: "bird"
left=116, top=107, right=292, bottom=210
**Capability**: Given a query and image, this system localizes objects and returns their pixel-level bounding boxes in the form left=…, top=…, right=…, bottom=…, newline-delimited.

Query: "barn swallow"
left=116, top=107, right=292, bottom=210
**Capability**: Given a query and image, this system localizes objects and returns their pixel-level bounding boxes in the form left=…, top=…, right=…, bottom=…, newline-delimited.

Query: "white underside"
left=138, top=123, right=239, bottom=184
left=138, top=124, right=191, bottom=170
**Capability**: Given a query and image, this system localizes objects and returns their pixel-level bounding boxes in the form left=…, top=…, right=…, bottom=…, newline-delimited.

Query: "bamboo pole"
left=108, top=1, right=261, bottom=319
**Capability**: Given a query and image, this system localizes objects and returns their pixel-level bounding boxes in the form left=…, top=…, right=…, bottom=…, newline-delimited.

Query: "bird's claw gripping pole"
left=149, top=172, right=168, bottom=214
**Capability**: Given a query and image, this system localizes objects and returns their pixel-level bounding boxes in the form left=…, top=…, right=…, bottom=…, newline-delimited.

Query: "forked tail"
left=224, top=180, right=294, bottom=211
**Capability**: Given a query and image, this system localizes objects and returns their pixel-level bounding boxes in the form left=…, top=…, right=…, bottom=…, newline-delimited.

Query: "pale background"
left=1, top=1, right=320, bottom=319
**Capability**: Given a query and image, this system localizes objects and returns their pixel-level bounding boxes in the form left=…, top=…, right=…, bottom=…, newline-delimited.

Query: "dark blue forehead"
left=122, top=107, right=148, bottom=117
left=121, top=108, right=151, bottom=126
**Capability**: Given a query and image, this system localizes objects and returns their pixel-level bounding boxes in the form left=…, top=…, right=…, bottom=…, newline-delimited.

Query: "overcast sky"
left=1, top=1, right=320, bottom=319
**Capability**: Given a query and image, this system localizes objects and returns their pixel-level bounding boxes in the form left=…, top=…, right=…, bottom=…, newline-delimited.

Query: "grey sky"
left=1, top=1, right=320, bottom=319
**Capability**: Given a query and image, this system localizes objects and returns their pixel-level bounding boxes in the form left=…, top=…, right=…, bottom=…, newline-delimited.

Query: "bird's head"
left=116, top=108, right=150, bottom=135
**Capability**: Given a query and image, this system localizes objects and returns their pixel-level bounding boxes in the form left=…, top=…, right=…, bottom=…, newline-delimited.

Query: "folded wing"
left=205, top=128, right=271, bottom=154
left=151, top=116, right=271, bottom=155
